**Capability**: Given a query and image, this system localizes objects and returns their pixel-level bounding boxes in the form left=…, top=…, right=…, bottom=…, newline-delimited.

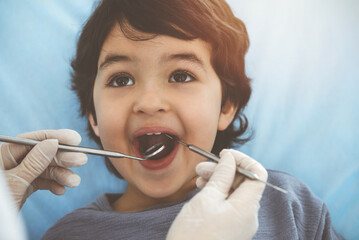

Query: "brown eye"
left=108, top=74, right=134, bottom=87
left=169, top=70, right=196, bottom=83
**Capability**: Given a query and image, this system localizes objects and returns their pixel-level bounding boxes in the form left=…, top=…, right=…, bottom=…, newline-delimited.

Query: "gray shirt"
left=42, top=170, right=344, bottom=240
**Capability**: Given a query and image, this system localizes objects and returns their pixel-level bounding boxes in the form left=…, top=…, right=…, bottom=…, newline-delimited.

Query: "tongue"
left=138, top=134, right=175, bottom=160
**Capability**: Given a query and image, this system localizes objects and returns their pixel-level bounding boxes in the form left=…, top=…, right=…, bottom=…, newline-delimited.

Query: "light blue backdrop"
left=0, top=0, right=358, bottom=239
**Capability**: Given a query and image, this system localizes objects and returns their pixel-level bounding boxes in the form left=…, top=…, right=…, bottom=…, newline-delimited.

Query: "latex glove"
left=0, top=129, right=88, bottom=209
left=167, top=149, right=268, bottom=240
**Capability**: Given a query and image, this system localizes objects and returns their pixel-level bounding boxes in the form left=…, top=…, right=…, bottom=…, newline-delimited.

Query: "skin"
left=89, top=23, right=237, bottom=212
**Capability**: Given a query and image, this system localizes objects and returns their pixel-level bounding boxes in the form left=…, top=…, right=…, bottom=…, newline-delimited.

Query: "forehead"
left=98, top=23, right=213, bottom=68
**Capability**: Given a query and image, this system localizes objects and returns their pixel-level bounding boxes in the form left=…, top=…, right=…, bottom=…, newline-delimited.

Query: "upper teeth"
left=145, top=132, right=162, bottom=136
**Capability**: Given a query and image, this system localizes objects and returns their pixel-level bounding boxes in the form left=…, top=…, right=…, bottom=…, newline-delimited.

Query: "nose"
left=133, top=87, right=170, bottom=115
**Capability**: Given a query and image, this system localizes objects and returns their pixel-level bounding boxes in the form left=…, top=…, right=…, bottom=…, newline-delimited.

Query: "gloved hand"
left=167, top=149, right=268, bottom=240
left=0, top=129, right=88, bottom=209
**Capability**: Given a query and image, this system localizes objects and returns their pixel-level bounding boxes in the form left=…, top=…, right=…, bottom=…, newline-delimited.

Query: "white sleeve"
left=0, top=169, right=27, bottom=240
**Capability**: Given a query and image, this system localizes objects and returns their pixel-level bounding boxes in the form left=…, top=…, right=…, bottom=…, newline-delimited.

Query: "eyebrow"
left=99, top=54, right=132, bottom=70
left=162, top=53, right=204, bottom=67
left=99, top=52, right=205, bottom=70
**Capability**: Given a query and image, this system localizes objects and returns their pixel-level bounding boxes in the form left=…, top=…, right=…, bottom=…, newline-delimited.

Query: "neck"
left=112, top=178, right=197, bottom=213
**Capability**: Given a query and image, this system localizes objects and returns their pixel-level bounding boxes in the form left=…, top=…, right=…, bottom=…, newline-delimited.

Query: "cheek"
left=179, top=86, right=222, bottom=150
left=94, top=94, right=129, bottom=150
left=110, top=158, right=133, bottom=180
left=185, top=106, right=219, bottom=134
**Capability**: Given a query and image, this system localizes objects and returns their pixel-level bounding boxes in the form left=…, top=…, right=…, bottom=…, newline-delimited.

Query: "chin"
left=141, top=182, right=180, bottom=199
left=140, top=178, right=194, bottom=200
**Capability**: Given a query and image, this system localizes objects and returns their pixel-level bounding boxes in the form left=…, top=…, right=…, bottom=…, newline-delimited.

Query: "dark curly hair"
left=71, top=0, right=252, bottom=178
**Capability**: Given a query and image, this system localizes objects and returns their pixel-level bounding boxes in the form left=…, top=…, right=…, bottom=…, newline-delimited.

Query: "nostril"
left=133, top=91, right=170, bottom=115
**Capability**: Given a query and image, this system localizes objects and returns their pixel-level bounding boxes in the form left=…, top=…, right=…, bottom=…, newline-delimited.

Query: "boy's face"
left=89, top=23, right=236, bottom=202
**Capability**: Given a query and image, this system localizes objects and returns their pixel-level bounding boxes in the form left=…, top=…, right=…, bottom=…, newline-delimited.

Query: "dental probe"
left=0, top=135, right=145, bottom=161
left=165, top=134, right=288, bottom=194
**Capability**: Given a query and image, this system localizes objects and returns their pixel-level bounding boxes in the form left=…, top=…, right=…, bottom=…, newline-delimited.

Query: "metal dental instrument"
left=165, top=134, right=288, bottom=194
left=0, top=135, right=145, bottom=161
left=142, top=143, right=165, bottom=159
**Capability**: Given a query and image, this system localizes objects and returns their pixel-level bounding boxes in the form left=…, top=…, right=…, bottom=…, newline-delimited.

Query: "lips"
left=132, top=127, right=179, bottom=170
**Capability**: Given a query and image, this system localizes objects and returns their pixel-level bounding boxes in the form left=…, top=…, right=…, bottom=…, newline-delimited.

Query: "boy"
left=42, top=0, right=342, bottom=239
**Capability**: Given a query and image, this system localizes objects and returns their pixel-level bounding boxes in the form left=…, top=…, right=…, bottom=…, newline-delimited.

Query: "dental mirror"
left=142, top=143, right=166, bottom=160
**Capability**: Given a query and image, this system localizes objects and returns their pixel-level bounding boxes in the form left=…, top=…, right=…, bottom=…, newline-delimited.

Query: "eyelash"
left=169, top=70, right=197, bottom=83
left=106, top=69, right=197, bottom=87
left=106, top=73, right=134, bottom=87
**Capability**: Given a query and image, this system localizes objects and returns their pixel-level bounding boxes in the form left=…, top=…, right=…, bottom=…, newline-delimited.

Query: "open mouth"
left=136, top=133, right=176, bottom=160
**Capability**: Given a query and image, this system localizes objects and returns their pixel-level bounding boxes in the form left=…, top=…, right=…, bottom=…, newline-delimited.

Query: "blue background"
left=0, top=0, right=358, bottom=239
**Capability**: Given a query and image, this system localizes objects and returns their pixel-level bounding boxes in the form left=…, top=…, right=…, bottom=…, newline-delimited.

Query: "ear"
left=218, top=100, right=238, bottom=131
left=88, top=113, right=100, bottom=137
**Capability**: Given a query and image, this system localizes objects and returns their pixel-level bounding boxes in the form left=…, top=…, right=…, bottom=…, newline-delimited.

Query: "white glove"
left=167, top=149, right=268, bottom=240
left=0, top=129, right=88, bottom=209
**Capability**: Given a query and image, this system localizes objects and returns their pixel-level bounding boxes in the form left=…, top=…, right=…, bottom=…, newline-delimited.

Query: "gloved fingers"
left=203, top=150, right=236, bottom=199
left=225, top=149, right=268, bottom=181
left=232, top=172, right=246, bottom=190
left=16, top=139, right=58, bottom=184
left=225, top=150, right=268, bottom=205
left=32, top=178, right=66, bottom=195
left=40, top=166, right=81, bottom=188
left=197, top=172, right=245, bottom=191
left=8, top=129, right=82, bottom=166
left=0, top=143, right=19, bottom=170
left=228, top=178, right=265, bottom=214
left=219, top=149, right=260, bottom=190
left=220, top=149, right=250, bottom=166
left=195, top=161, right=217, bottom=181
left=195, top=161, right=216, bottom=189
left=51, top=151, right=88, bottom=168
left=196, top=160, right=247, bottom=190
left=18, top=129, right=82, bottom=145
left=195, top=177, right=208, bottom=189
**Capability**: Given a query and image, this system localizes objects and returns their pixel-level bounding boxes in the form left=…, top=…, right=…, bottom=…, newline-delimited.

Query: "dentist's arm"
left=167, top=149, right=267, bottom=240
left=0, top=129, right=87, bottom=209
